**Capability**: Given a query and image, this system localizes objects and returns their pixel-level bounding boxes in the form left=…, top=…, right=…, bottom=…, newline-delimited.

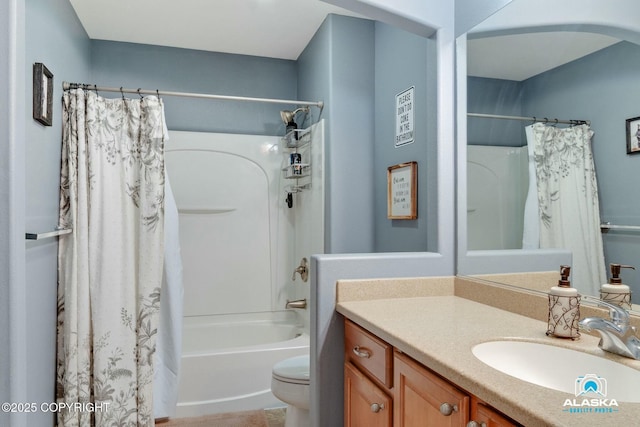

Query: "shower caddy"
left=282, top=126, right=312, bottom=179
left=282, top=126, right=312, bottom=208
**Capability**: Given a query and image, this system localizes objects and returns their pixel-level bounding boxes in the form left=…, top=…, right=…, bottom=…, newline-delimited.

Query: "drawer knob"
left=439, top=402, right=458, bottom=416
left=352, top=345, right=371, bottom=358
left=467, top=422, right=487, bottom=427
left=370, top=403, right=385, bottom=413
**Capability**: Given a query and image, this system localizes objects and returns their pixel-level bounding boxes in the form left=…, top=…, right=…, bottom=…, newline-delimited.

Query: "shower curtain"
left=57, top=89, right=177, bottom=426
left=154, top=171, right=183, bottom=419
left=522, top=123, right=606, bottom=295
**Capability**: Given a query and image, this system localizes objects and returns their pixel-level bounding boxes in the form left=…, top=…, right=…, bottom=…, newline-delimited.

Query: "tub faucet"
left=578, top=297, right=640, bottom=360
left=292, top=257, right=308, bottom=282
left=286, top=299, right=307, bottom=309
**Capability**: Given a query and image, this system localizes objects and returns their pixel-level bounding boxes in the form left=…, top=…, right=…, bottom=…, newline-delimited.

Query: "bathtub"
left=175, top=311, right=309, bottom=418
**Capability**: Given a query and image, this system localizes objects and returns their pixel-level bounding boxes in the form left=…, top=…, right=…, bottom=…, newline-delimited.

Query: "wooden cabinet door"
left=394, top=351, right=469, bottom=427
left=345, top=362, right=392, bottom=427
left=470, top=397, right=520, bottom=427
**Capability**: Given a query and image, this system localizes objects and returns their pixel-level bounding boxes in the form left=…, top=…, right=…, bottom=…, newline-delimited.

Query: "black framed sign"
left=33, top=62, right=53, bottom=126
left=626, top=116, right=640, bottom=154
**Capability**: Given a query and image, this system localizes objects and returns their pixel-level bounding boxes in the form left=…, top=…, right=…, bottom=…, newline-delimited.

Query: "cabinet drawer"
left=345, top=319, right=393, bottom=388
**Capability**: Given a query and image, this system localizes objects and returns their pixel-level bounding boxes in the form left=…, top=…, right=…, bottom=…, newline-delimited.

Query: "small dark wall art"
left=626, top=116, right=640, bottom=154
left=33, top=62, right=53, bottom=126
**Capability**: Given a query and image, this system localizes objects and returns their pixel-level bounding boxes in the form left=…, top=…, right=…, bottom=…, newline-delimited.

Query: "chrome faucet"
left=292, top=257, right=308, bottom=282
left=578, top=297, right=640, bottom=360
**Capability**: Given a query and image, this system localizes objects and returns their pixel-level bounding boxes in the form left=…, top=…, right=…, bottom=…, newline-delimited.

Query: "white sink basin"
left=472, top=340, right=640, bottom=403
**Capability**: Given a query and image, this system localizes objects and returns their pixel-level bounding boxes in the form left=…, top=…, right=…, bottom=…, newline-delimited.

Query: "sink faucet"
left=578, top=297, right=640, bottom=360
left=292, top=257, right=308, bottom=282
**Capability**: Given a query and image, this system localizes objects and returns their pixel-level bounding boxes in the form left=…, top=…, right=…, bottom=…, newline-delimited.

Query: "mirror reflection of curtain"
left=523, top=123, right=606, bottom=295
left=57, top=89, right=168, bottom=426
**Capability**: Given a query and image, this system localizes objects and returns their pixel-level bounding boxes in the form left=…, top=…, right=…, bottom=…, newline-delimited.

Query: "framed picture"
left=626, top=116, right=640, bottom=154
left=33, top=62, right=53, bottom=126
left=387, top=161, right=417, bottom=220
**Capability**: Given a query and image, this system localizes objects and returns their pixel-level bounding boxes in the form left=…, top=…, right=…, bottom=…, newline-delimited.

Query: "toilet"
left=271, top=354, right=310, bottom=427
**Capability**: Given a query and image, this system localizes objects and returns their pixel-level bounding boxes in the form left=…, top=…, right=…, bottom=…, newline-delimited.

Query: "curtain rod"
left=600, top=222, right=640, bottom=232
left=468, top=112, right=589, bottom=126
left=62, top=81, right=324, bottom=109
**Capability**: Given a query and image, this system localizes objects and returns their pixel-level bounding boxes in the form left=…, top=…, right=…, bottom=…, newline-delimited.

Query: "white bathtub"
left=175, top=311, right=309, bottom=418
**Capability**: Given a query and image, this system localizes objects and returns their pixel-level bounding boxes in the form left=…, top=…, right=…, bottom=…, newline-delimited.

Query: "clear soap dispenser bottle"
left=547, top=265, right=581, bottom=339
left=600, top=263, right=635, bottom=310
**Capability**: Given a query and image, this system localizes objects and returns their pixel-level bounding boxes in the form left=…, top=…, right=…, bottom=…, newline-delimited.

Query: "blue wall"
left=467, top=76, right=523, bottom=146
left=374, top=22, right=438, bottom=252
left=91, top=41, right=298, bottom=136
left=0, top=1, right=23, bottom=424
left=25, top=0, right=91, bottom=425
left=469, top=41, right=640, bottom=295
left=301, top=15, right=376, bottom=254
left=298, top=15, right=440, bottom=254
left=297, top=16, right=334, bottom=251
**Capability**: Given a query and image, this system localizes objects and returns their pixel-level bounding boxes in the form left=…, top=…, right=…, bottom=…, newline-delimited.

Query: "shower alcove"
left=165, top=121, right=324, bottom=417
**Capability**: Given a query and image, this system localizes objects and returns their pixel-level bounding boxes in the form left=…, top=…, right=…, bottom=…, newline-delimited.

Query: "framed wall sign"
left=395, top=86, right=415, bottom=147
left=626, top=116, right=640, bottom=154
left=387, top=161, right=417, bottom=219
left=33, top=62, right=53, bottom=126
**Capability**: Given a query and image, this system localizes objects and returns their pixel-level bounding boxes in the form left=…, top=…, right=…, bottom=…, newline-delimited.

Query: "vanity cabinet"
left=344, top=319, right=520, bottom=427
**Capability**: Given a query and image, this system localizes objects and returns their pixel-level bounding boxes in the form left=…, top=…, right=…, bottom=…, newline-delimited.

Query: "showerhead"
left=280, top=107, right=309, bottom=125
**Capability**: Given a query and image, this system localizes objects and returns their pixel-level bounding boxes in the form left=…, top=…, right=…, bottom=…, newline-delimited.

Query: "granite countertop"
left=336, top=293, right=640, bottom=427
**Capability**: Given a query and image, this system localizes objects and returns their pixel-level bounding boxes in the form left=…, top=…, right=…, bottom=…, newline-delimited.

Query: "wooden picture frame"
left=387, top=161, right=417, bottom=219
left=33, top=62, right=53, bottom=126
left=626, top=116, right=640, bottom=154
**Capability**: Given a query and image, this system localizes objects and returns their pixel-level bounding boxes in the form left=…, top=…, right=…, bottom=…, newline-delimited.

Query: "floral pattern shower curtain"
left=57, top=89, right=167, bottom=426
left=526, top=123, right=606, bottom=295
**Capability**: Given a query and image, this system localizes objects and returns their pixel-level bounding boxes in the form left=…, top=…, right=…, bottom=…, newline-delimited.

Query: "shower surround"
left=165, top=122, right=324, bottom=416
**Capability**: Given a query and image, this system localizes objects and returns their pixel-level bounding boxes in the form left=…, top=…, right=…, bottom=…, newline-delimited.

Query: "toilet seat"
left=272, top=355, right=310, bottom=385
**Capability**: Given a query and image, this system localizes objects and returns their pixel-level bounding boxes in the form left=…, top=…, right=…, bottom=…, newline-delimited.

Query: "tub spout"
left=286, top=299, right=307, bottom=309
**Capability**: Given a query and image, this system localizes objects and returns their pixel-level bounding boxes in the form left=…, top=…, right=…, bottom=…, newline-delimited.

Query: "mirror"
left=457, top=0, right=640, bottom=310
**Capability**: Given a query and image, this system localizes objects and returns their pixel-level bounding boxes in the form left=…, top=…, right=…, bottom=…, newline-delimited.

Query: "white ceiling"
left=467, top=32, right=620, bottom=81
left=68, top=0, right=364, bottom=60
left=69, top=0, right=621, bottom=81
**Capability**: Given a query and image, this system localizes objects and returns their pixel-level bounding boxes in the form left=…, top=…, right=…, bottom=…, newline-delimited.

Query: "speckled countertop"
left=335, top=278, right=640, bottom=427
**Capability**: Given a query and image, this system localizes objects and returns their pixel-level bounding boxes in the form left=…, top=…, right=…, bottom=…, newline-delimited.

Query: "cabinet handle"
left=467, top=422, right=487, bottom=427
left=439, top=402, right=458, bottom=416
left=352, top=345, right=371, bottom=358
left=370, top=403, right=385, bottom=413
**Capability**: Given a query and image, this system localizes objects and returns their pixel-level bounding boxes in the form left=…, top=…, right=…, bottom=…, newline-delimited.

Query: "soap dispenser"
left=600, top=263, right=635, bottom=310
left=547, top=265, right=581, bottom=339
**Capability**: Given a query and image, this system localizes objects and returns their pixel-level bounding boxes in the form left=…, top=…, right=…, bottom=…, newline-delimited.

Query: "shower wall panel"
left=166, top=131, right=291, bottom=316
left=467, top=145, right=527, bottom=250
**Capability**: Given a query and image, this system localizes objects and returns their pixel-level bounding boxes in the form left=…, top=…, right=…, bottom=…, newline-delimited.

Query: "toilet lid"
left=273, top=355, right=310, bottom=384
